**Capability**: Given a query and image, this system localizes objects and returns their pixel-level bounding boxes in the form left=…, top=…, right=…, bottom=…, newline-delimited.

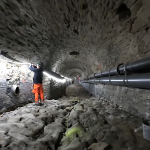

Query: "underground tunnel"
left=0, top=0, right=150, bottom=149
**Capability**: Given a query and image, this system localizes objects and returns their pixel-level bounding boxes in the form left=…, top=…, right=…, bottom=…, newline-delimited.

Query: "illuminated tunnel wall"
left=0, top=60, right=69, bottom=112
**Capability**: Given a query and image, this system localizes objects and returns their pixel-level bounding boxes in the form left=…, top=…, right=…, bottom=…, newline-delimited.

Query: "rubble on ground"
left=0, top=96, right=150, bottom=150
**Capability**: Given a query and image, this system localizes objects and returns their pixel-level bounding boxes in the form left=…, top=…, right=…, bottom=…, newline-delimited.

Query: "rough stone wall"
left=96, top=0, right=150, bottom=69
left=81, top=82, right=150, bottom=118
left=0, top=61, right=33, bottom=111
left=0, top=60, right=69, bottom=111
left=1, top=0, right=150, bottom=79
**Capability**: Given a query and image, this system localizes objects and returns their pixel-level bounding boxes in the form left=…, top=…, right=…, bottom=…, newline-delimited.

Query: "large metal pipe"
left=11, top=85, right=20, bottom=95
left=82, top=73, right=150, bottom=89
left=88, top=56, right=150, bottom=79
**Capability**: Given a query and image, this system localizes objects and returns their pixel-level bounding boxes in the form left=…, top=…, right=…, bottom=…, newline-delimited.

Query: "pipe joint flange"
left=99, top=72, right=103, bottom=84
left=94, top=73, right=97, bottom=78
left=109, top=69, right=112, bottom=84
left=93, top=73, right=96, bottom=84
left=117, top=63, right=124, bottom=75
left=123, top=64, right=129, bottom=87
left=123, top=63, right=128, bottom=74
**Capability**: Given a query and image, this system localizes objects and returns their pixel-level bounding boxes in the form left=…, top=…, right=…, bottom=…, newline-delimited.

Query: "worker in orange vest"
left=29, top=62, right=44, bottom=106
left=78, top=75, right=81, bottom=82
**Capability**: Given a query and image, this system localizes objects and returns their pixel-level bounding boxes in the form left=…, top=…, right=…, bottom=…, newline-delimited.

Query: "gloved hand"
left=29, top=63, right=34, bottom=67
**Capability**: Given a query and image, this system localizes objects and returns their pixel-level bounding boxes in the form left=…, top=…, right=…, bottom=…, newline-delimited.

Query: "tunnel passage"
left=0, top=0, right=149, bottom=116
left=66, top=84, right=90, bottom=97
left=0, top=0, right=149, bottom=114
left=0, top=0, right=150, bottom=149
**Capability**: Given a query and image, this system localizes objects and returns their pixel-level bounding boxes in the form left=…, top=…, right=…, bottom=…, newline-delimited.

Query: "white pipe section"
left=43, top=71, right=66, bottom=83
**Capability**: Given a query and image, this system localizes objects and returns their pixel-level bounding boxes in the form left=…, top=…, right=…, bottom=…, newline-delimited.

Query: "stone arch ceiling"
left=0, top=0, right=150, bottom=79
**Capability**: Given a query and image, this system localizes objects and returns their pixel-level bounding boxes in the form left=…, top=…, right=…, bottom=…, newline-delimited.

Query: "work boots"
left=40, top=102, right=44, bottom=106
left=34, top=103, right=40, bottom=106
left=40, top=100, right=45, bottom=106
left=34, top=100, right=45, bottom=106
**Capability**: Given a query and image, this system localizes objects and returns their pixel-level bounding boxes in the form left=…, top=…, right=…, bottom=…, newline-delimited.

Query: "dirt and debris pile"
left=0, top=96, right=150, bottom=150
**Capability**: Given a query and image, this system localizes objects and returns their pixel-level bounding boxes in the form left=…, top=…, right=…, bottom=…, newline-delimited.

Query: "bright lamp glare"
left=43, top=71, right=66, bottom=83
left=12, top=62, right=30, bottom=65
left=0, top=58, right=70, bottom=83
left=61, top=75, right=72, bottom=80
left=0, top=63, right=6, bottom=72
left=0, top=59, right=30, bottom=65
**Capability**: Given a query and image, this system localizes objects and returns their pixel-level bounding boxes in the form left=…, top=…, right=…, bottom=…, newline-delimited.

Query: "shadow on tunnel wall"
left=0, top=80, right=33, bottom=113
left=48, top=80, right=67, bottom=100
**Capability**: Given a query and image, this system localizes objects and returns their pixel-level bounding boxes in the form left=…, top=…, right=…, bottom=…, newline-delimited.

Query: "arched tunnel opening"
left=0, top=0, right=150, bottom=149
